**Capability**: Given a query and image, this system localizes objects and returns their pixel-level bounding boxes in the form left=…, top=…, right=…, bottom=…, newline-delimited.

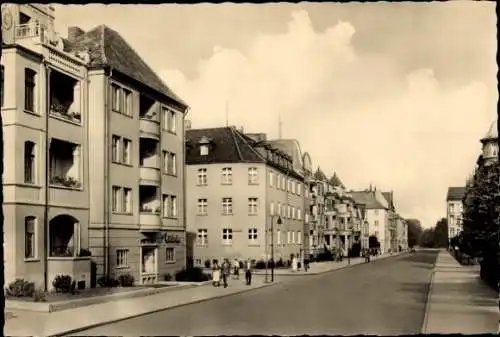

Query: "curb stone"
left=48, top=281, right=279, bottom=337
left=421, top=252, right=439, bottom=333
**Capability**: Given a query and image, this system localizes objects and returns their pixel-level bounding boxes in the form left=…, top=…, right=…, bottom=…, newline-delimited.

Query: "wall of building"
left=447, top=200, right=463, bottom=239
left=186, top=163, right=267, bottom=263
left=366, top=208, right=388, bottom=252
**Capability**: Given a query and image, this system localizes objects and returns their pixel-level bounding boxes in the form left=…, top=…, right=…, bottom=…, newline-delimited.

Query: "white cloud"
left=161, top=10, right=494, bottom=228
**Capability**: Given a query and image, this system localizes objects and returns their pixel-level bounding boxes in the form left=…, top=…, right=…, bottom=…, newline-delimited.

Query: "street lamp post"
left=265, top=215, right=282, bottom=283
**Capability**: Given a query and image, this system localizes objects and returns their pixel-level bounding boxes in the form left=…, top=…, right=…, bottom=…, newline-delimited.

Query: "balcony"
left=49, top=69, right=81, bottom=124
left=47, top=257, right=91, bottom=291
left=139, top=138, right=160, bottom=185
left=49, top=139, right=82, bottom=190
left=139, top=212, right=162, bottom=232
left=140, top=119, right=160, bottom=138
left=139, top=94, right=160, bottom=138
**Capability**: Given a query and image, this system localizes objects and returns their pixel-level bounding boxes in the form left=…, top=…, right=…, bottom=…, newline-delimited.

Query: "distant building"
left=479, top=119, right=498, bottom=166
left=350, top=187, right=391, bottom=253
left=185, top=127, right=305, bottom=265
left=446, top=187, right=466, bottom=240
left=382, top=191, right=398, bottom=252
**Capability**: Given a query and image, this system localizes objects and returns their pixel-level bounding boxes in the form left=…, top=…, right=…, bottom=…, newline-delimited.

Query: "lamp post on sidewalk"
left=265, top=215, right=282, bottom=283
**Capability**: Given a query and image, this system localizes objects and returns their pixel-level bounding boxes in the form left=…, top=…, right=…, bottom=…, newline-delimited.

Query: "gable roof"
left=67, top=25, right=187, bottom=108
left=185, top=127, right=265, bottom=165
left=314, top=167, right=328, bottom=181
left=382, top=191, right=395, bottom=211
left=350, top=191, right=388, bottom=210
left=447, top=187, right=466, bottom=201
left=329, top=173, right=345, bottom=189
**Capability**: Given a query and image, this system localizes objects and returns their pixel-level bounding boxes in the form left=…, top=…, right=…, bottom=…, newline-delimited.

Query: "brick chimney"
left=68, top=26, right=85, bottom=41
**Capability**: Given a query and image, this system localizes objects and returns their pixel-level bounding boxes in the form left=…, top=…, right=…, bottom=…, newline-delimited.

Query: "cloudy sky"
left=54, top=2, right=497, bottom=228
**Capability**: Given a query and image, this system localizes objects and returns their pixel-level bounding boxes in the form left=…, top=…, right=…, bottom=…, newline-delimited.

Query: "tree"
left=406, top=218, right=424, bottom=247
left=419, top=218, right=449, bottom=248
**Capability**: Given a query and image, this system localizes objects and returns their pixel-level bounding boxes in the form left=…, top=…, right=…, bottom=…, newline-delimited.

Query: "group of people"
left=211, top=258, right=252, bottom=288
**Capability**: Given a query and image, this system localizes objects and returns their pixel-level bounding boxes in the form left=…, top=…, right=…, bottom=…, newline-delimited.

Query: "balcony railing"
left=139, top=212, right=161, bottom=232
left=139, top=167, right=161, bottom=185
left=50, top=175, right=81, bottom=189
left=16, top=23, right=43, bottom=39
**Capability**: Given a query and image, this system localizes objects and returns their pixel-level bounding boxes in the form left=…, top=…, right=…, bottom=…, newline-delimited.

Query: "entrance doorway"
left=140, top=246, right=158, bottom=284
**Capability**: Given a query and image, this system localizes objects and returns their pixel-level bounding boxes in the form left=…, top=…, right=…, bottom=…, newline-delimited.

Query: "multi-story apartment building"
left=185, top=127, right=305, bottom=265
left=395, top=216, right=409, bottom=251
left=301, top=152, right=315, bottom=255
left=351, top=188, right=391, bottom=253
left=446, top=187, right=466, bottom=240
left=1, top=4, right=187, bottom=289
left=306, top=168, right=328, bottom=254
left=382, top=191, right=398, bottom=252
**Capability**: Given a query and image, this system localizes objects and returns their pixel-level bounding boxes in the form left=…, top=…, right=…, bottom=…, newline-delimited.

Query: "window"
left=112, top=136, right=121, bottom=162
left=297, top=231, right=302, bottom=244
left=197, top=198, right=208, bottom=215
left=200, top=144, right=209, bottom=156
left=167, top=109, right=177, bottom=133
left=291, top=231, right=295, bottom=243
left=248, top=167, right=258, bottom=185
left=297, top=183, right=301, bottom=196
left=112, top=186, right=121, bottom=212
left=248, top=228, right=258, bottom=243
left=123, top=188, right=132, bottom=213
left=276, top=174, right=281, bottom=189
left=277, top=202, right=281, bottom=216
left=1, top=65, right=4, bottom=107
left=222, top=228, right=233, bottom=245
left=25, top=216, right=36, bottom=258
left=277, top=230, right=281, bottom=244
left=291, top=181, right=296, bottom=194
left=165, top=152, right=177, bottom=175
left=282, top=176, right=286, bottom=189
left=221, top=167, right=232, bottom=184
left=248, top=197, right=258, bottom=215
left=165, top=247, right=175, bottom=263
left=270, top=202, right=275, bottom=215
left=111, top=84, right=121, bottom=111
left=24, top=68, right=36, bottom=112
left=448, top=204, right=454, bottom=212
left=222, top=197, right=233, bottom=215
left=123, top=89, right=132, bottom=116
left=197, top=229, right=208, bottom=245
left=269, top=172, right=274, bottom=187
left=374, top=209, right=379, bottom=215
left=197, top=168, right=207, bottom=185
left=116, top=249, right=129, bottom=267
left=24, top=141, right=36, bottom=183
left=163, top=195, right=177, bottom=218
left=297, top=208, right=302, bottom=220
left=122, top=138, right=131, bottom=165
left=287, top=231, right=291, bottom=244
left=287, top=205, right=291, bottom=218
left=374, top=220, right=379, bottom=227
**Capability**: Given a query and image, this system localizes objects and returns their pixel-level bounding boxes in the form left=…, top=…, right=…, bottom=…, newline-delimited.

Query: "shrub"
left=255, top=260, right=266, bottom=269
left=33, top=289, right=47, bottom=302
left=276, top=258, right=285, bottom=268
left=5, top=279, right=35, bottom=297
left=118, top=274, right=135, bottom=287
left=163, top=273, right=173, bottom=281
left=266, top=259, right=275, bottom=269
left=175, top=267, right=210, bottom=282
left=204, top=259, right=211, bottom=268
left=97, top=275, right=120, bottom=288
left=52, top=275, right=73, bottom=293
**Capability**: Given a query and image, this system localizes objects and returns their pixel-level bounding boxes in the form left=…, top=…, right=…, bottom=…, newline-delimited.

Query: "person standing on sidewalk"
left=347, top=248, right=351, bottom=265
left=233, top=258, right=240, bottom=280
left=212, top=260, right=221, bottom=287
left=221, top=259, right=231, bottom=288
left=244, top=259, right=252, bottom=285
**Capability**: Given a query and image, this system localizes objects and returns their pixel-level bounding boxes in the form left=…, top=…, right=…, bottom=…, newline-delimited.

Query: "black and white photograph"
left=1, top=2, right=498, bottom=336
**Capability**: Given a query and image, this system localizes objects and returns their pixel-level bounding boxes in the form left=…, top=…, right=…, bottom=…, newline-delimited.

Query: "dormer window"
left=198, top=136, right=211, bottom=156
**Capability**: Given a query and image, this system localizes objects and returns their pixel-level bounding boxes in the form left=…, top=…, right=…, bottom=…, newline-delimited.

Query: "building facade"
left=479, top=119, right=498, bottom=167
left=2, top=4, right=187, bottom=289
left=185, top=127, right=305, bottom=265
left=446, top=187, right=466, bottom=241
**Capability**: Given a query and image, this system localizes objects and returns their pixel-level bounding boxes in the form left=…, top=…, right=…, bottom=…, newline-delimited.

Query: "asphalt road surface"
left=74, top=250, right=438, bottom=336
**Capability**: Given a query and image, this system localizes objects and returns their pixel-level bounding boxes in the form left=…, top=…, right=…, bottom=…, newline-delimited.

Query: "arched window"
left=25, top=216, right=36, bottom=259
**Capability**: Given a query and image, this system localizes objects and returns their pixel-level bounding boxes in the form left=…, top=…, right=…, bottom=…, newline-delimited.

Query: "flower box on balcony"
left=140, top=207, right=161, bottom=214
left=50, top=176, right=82, bottom=189
left=50, top=103, right=81, bottom=123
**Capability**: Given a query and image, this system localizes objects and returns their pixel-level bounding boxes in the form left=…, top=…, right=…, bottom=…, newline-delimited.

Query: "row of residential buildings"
left=446, top=118, right=498, bottom=242
left=1, top=4, right=409, bottom=290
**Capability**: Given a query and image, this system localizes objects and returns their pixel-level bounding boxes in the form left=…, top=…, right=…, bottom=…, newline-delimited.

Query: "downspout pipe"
left=103, top=66, right=113, bottom=278
left=182, top=106, right=190, bottom=268
left=43, top=63, right=51, bottom=292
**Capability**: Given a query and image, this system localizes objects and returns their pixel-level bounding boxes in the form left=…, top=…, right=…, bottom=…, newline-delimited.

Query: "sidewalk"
left=5, top=277, right=277, bottom=337
left=423, top=251, right=499, bottom=334
left=253, top=251, right=406, bottom=276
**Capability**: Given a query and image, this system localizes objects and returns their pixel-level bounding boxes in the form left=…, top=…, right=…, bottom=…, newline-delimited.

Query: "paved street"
left=73, top=250, right=438, bottom=336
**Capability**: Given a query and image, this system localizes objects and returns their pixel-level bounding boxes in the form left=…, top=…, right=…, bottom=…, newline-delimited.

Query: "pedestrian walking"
left=304, top=255, right=310, bottom=272
left=212, top=260, right=221, bottom=287
left=347, top=248, right=351, bottom=265
left=221, top=259, right=231, bottom=288
left=233, top=258, right=240, bottom=280
left=244, top=259, right=252, bottom=285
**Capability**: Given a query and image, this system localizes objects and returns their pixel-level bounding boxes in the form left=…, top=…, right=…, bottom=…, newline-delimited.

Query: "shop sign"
left=140, top=232, right=182, bottom=245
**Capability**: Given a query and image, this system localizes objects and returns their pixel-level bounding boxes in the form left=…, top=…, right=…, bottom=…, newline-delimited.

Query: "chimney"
left=68, top=26, right=85, bottom=41
left=184, top=119, right=192, bottom=131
